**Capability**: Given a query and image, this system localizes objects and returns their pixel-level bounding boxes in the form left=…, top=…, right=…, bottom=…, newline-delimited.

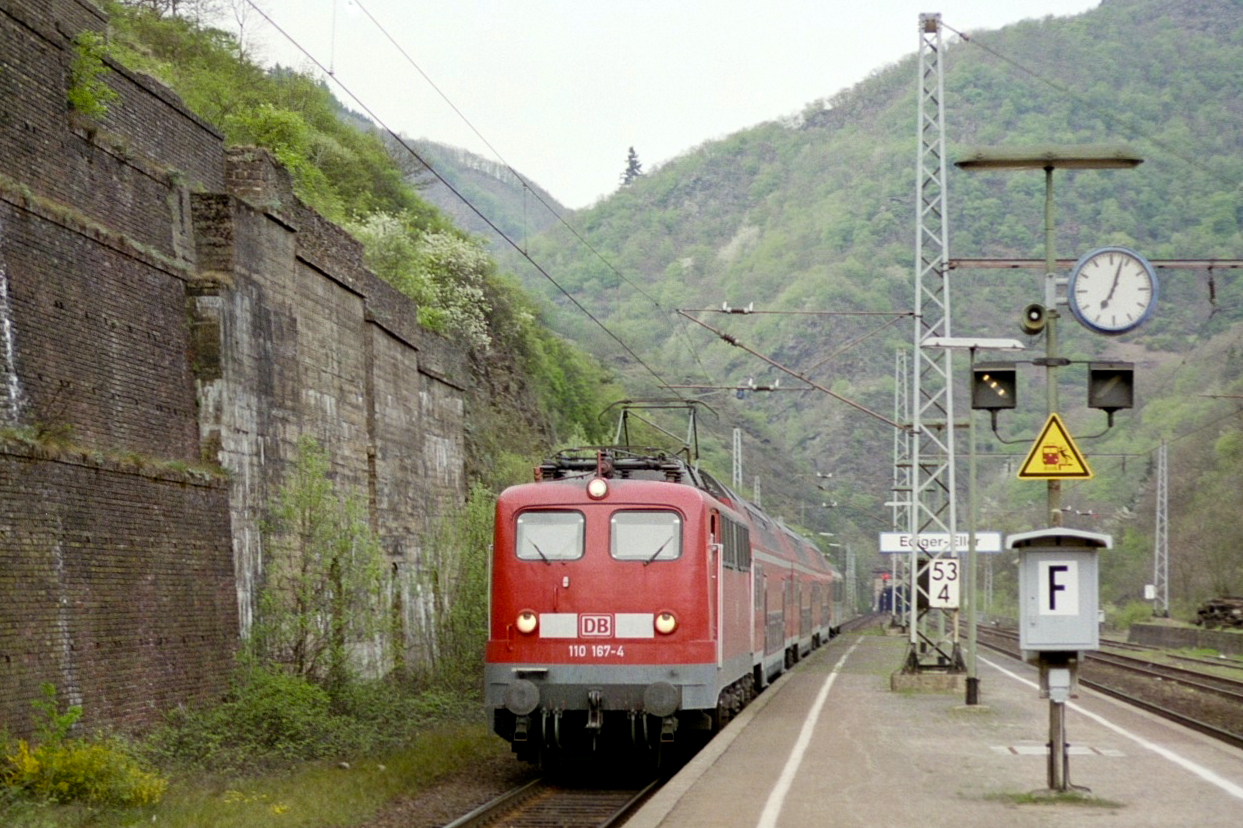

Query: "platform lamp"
left=954, top=146, right=1142, bottom=526
left=926, top=337, right=1025, bottom=705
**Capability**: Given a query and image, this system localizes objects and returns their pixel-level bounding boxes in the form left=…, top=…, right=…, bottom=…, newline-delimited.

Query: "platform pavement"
left=628, top=626, right=1243, bottom=828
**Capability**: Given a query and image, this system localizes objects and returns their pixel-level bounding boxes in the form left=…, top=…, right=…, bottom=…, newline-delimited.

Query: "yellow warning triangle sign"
left=1018, top=413, right=1093, bottom=479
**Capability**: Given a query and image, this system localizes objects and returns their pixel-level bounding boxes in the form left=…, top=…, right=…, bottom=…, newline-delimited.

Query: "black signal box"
left=972, top=362, right=1018, bottom=410
left=1088, top=362, right=1134, bottom=412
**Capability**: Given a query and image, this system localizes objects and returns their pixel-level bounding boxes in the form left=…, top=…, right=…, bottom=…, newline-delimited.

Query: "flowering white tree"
left=349, top=213, right=492, bottom=352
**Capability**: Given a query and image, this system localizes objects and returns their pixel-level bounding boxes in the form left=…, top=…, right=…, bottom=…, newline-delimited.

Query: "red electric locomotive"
left=485, top=445, right=841, bottom=765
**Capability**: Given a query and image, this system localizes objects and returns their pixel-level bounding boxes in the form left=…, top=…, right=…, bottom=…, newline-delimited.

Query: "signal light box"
left=1009, top=529, right=1110, bottom=653
left=972, top=361, right=1018, bottom=410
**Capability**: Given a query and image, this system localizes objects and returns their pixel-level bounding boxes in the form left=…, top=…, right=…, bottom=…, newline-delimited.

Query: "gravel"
left=357, top=753, right=538, bottom=828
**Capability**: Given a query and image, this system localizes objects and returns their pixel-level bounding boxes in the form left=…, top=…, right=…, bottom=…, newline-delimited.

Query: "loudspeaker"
left=1021, top=303, right=1047, bottom=335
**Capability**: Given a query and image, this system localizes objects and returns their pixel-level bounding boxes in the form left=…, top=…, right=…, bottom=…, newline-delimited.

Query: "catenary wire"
left=346, top=0, right=716, bottom=385
left=242, top=1, right=682, bottom=397
left=942, top=21, right=1241, bottom=189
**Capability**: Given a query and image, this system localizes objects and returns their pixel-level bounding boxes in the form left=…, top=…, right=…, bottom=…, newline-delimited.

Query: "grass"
left=1, top=723, right=509, bottom=828
left=986, top=790, right=1123, bottom=808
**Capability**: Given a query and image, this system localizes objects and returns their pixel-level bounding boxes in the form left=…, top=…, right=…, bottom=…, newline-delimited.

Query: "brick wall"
left=0, top=445, right=236, bottom=734
left=0, top=0, right=471, bottom=733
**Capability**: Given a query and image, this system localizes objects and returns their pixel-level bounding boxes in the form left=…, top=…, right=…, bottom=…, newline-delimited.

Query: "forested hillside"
left=413, top=140, right=564, bottom=247
left=498, top=0, right=1243, bottom=612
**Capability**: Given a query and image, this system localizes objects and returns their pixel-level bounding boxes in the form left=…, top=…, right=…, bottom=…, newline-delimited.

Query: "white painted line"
left=982, top=654, right=1243, bottom=801
left=755, top=638, right=862, bottom=828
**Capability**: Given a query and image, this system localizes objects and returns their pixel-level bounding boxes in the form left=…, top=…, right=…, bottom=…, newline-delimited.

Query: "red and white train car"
left=485, top=448, right=841, bottom=764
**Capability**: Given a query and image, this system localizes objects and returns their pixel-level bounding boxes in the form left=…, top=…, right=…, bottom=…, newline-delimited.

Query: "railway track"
left=1089, top=649, right=1243, bottom=704
left=978, top=626, right=1243, bottom=750
left=442, top=616, right=873, bottom=828
left=442, top=775, right=660, bottom=828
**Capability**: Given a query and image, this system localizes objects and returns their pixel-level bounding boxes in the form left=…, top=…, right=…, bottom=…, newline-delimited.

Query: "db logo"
left=580, top=614, right=613, bottom=637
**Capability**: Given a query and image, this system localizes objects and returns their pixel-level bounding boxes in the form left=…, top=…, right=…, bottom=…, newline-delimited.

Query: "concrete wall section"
left=1128, top=622, right=1243, bottom=657
left=191, top=153, right=469, bottom=656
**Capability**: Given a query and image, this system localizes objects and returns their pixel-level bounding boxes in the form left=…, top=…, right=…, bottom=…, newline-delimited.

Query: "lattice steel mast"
left=906, top=12, right=962, bottom=672
left=892, top=349, right=913, bottom=617
left=1153, top=439, right=1169, bottom=616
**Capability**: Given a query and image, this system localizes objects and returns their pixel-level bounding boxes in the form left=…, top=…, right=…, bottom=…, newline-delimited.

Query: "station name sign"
left=879, top=531, right=1002, bottom=555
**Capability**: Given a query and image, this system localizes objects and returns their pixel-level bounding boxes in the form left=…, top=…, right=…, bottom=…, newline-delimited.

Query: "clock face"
left=1068, top=247, right=1158, bottom=334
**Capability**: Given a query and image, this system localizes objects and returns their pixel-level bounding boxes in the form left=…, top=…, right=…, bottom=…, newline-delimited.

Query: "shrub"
left=140, top=664, right=466, bottom=775
left=1, top=684, right=166, bottom=807
left=414, top=483, right=493, bottom=695
left=66, top=31, right=118, bottom=122
left=253, top=436, right=388, bottom=690
left=141, top=663, right=358, bottom=773
left=4, top=738, right=167, bottom=806
left=1106, top=600, right=1159, bottom=632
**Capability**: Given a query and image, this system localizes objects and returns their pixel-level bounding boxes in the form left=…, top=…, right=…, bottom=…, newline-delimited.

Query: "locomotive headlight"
left=515, top=610, right=538, bottom=634
left=586, top=477, right=609, bottom=499
left=654, top=611, right=677, bottom=635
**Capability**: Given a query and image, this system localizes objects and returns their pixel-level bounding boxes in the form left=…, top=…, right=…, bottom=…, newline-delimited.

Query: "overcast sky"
left=241, top=1, right=1102, bottom=209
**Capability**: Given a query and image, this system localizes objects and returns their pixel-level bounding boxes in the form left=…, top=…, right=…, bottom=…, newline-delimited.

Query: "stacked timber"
left=1195, top=597, right=1243, bottom=629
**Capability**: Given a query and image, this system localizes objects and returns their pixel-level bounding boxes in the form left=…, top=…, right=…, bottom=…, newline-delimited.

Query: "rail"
left=977, top=626, right=1243, bottom=751
left=442, top=776, right=660, bottom=828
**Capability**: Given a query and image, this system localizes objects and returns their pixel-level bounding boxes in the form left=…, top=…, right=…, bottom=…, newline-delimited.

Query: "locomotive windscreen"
left=609, top=511, right=682, bottom=562
left=515, top=511, right=584, bottom=560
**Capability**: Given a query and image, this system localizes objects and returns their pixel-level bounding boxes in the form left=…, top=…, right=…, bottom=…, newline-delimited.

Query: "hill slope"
left=413, top=140, right=564, bottom=246
left=496, top=0, right=1243, bottom=607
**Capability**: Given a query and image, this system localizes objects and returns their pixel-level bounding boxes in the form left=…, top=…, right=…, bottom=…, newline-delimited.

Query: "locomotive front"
left=485, top=461, right=725, bottom=765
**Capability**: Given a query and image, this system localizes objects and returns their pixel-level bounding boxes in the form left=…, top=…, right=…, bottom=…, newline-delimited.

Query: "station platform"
left=627, top=626, right=1243, bottom=828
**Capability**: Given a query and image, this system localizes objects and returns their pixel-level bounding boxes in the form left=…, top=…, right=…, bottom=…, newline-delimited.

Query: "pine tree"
left=620, top=146, right=643, bottom=185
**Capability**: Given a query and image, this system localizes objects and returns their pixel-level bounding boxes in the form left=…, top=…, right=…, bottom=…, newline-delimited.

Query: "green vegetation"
left=253, top=436, right=387, bottom=690
left=412, top=483, right=494, bottom=694
left=1104, top=600, right=1161, bottom=633
left=4, top=721, right=505, bottom=828
left=66, top=31, right=118, bottom=121
left=497, top=0, right=1243, bottom=615
left=986, top=790, right=1122, bottom=808
left=2, top=685, right=167, bottom=810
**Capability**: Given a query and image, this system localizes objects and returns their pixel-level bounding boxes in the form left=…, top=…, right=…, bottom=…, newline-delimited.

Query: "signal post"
left=1010, top=529, right=1110, bottom=792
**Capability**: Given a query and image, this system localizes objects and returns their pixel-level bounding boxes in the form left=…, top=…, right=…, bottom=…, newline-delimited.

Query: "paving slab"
left=629, top=628, right=1243, bottom=828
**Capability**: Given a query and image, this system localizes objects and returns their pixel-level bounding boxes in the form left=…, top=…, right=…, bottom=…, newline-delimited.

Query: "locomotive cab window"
left=610, top=511, right=682, bottom=562
left=515, top=511, right=584, bottom=561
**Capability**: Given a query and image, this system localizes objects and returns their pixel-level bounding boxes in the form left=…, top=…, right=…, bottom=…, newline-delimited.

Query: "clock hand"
left=1101, top=259, right=1124, bottom=309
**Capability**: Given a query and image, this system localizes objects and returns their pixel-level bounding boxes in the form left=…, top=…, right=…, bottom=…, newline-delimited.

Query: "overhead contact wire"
left=943, top=21, right=1239, bottom=188
left=245, top=1, right=680, bottom=396
left=677, top=311, right=900, bottom=429
left=349, top=0, right=715, bottom=385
